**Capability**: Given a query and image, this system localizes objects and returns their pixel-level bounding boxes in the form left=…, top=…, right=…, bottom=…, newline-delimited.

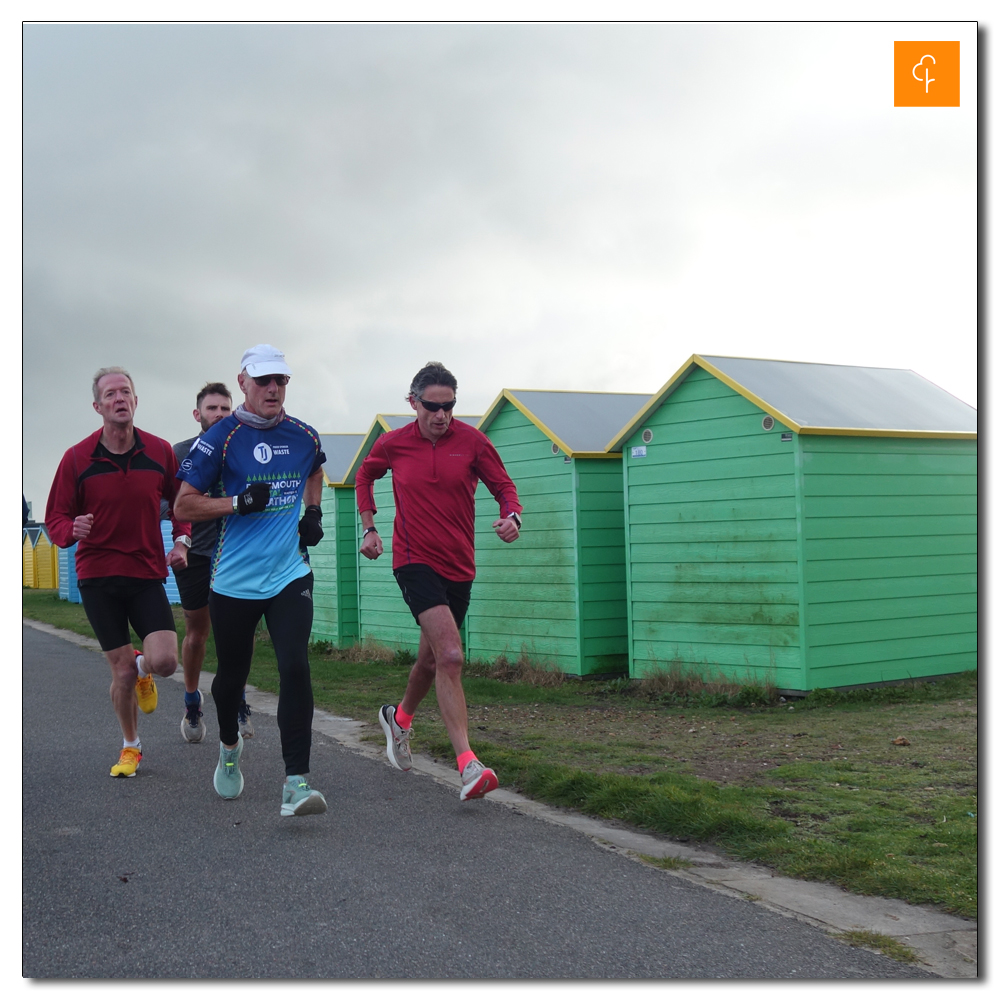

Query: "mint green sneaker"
left=280, top=775, right=327, bottom=817
left=213, top=735, right=244, bottom=799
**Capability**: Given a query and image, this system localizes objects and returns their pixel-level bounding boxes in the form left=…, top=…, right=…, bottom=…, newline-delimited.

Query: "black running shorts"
left=393, top=564, right=473, bottom=628
left=78, top=576, right=176, bottom=652
left=172, top=552, right=212, bottom=611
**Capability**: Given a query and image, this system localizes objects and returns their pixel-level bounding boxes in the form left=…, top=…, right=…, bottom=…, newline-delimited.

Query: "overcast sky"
left=22, top=21, right=978, bottom=511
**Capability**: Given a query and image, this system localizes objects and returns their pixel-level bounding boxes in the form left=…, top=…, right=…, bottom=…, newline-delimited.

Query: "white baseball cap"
left=240, top=344, right=292, bottom=377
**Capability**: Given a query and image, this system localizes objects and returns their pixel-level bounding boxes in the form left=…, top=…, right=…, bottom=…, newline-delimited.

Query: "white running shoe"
left=460, top=759, right=498, bottom=801
left=181, top=690, right=206, bottom=743
left=379, top=704, right=412, bottom=772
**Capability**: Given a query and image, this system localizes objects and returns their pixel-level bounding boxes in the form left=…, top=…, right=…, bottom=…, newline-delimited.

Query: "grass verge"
left=24, top=589, right=977, bottom=919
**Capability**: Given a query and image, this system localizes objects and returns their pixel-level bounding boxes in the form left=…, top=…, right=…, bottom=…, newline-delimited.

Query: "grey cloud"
left=22, top=23, right=976, bottom=511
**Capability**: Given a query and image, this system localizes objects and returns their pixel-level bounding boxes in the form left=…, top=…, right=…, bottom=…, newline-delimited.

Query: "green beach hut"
left=310, top=432, right=366, bottom=648
left=470, top=389, right=653, bottom=677
left=609, top=354, right=978, bottom=693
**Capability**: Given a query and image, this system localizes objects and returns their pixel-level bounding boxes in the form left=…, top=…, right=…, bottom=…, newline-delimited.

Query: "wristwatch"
left=507, top=512, right=522, bottom=529
left=176, top=535, right=192, bottom=548
left=363, top=526, right=379, bottom=538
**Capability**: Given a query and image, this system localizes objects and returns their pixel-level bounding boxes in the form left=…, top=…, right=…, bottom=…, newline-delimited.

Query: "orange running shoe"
left=134, top=650, right=157, bottom=714
left=110, top=746, right=142, bottom=778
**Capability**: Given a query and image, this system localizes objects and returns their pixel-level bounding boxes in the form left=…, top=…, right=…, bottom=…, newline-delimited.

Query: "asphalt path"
left=22, top=625, right=934, bottom=980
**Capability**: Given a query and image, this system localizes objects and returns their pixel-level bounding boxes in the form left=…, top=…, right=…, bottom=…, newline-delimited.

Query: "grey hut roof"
left=319, top=433, right=367, bottom=486
left=381, top=415, right=415, bottom=431
left=611, top=354, right=977, bottom=448
left=479, top=390, right=654, bottom=456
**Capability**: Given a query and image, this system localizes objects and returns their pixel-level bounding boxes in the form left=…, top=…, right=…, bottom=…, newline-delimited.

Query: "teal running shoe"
left=213, top=735, right=244, bottom=799
left=281, top=775, right=327, bottom=817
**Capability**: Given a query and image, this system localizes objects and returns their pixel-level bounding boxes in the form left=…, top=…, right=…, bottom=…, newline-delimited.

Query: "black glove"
left=298, top=504, right=324, bottom=546
left=234, top=481, right=271, bottom=516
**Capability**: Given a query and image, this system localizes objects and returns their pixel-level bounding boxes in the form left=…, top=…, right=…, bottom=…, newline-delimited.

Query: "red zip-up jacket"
left=355, top=418, right=522, bottom=581
left=45, top=427, right=191, bottom=581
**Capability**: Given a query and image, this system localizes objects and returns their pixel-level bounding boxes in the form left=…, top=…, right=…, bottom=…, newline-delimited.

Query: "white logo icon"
left=912, top=54, right=936, bottom=94
left=253, top=442, right=273, bottom=464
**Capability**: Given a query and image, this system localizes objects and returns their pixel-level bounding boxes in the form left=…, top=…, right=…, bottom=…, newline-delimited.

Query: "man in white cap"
left=174, top=345, right=329, bottom=817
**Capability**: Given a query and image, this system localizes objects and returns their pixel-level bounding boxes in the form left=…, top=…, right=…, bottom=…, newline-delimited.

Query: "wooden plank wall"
left=800, top=436, right=978, bottom=687
left=309, top=486, right=341, bottom=645
left=576, top=459, right=629, bottom=675
left=357, top=470, right=422, bottom=652
left=624, top=368, right=803, bottom=687
left=334, top=487, right=360, bottom=648
left=467, top=404, right=582, bottom=671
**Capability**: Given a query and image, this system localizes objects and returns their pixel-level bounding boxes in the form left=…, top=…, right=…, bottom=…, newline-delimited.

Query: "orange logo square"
left=894, top=41, right=960, bottom=107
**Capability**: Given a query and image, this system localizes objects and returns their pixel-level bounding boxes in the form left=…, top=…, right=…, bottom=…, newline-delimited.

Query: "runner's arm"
left=355, top=440, right=390, bottom=558
left=174, top=481, right=238, bottom=521
left=44, top=451, right=86, bottom=547
left=303, top=467, right=323, bottom=507
left=161, top=446, right=192, bottom=544
left=474, top=437, right=523, bottom=542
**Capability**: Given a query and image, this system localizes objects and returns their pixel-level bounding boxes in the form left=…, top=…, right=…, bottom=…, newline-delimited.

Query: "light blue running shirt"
left=177, top=413, right=326, bottom=600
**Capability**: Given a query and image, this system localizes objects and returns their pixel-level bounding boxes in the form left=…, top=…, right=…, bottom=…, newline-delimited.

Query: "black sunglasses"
left=252, top=374, right=290, bottom=387
left=416, top=396, right=456, bottom=413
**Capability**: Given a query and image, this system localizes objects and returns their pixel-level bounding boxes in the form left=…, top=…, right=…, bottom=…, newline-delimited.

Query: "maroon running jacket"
left=45, top=427, right=191, bottom=581
left=355, top=418, right=522, bottom=581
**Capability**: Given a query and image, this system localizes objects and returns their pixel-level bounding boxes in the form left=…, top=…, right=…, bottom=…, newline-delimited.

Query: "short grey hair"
left=407, top=361, right=457, bottom=401
left=92, top=366, right=136, bottom=402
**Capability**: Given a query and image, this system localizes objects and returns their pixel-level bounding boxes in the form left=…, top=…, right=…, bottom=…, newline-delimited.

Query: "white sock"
left=135, top=653, right=149, bottom=677
left=124, top=738, right=141, bottom=749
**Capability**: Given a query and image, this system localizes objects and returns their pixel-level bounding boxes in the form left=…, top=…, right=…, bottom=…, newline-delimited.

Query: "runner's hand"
left=360, top=529, right=383, bottom=560
left=166, top=543, right=189, bottom=570
left=493, top=517, right=520, bottom=543
left=72, top=513, right=94, bottom=540
left=298, top=504, right=324, bottom=546
left=235, top=482, right=271, bottom=515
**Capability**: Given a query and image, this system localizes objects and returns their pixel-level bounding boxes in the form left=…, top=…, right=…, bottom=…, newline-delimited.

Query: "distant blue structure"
left=57, top=529, right=181, bottom=604
left=58, top=544, right=81, bottom=604
left=160, top=522, right=182, bottom=605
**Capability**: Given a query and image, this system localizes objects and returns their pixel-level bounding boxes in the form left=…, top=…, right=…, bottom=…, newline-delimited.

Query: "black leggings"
left=209, top=573, right=315, bottom=776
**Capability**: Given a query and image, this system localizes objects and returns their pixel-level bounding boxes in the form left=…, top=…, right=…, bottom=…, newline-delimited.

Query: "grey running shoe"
left=460, top=759, right=498, bottom=801
left=281, top=775, right=327, bottom=817
left=181, top=690, right=206, bottom=743
left=238, top=697, right=254, bottom=738
left=213, top=735, right=244, bottom=799
left=378, top=704, right=412, bottom=772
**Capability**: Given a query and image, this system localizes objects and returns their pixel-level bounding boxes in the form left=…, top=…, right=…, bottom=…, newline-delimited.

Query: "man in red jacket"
left=45, top=367, right=191, bottom=779
left=356, top=361, right=522, bottom=801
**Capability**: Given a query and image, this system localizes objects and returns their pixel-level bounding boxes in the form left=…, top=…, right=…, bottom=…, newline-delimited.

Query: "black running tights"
left=209, top=573, right=315, bottom=775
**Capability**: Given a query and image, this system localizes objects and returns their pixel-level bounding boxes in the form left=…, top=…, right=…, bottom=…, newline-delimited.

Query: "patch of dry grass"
left=633, top=660, right=778, bottom=705
left=311, top=635, right=407, bottom=664
left=464, top=650, right=569, bottom=688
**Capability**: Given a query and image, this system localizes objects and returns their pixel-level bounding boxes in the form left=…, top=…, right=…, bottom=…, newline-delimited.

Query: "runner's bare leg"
left=399, top=604, right=471, bottom=756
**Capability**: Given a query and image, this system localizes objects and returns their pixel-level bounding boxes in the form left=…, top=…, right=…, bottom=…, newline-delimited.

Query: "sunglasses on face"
left=252, top=375, right=290, bottom=387
left=416, top=396, right=456, bottom=413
